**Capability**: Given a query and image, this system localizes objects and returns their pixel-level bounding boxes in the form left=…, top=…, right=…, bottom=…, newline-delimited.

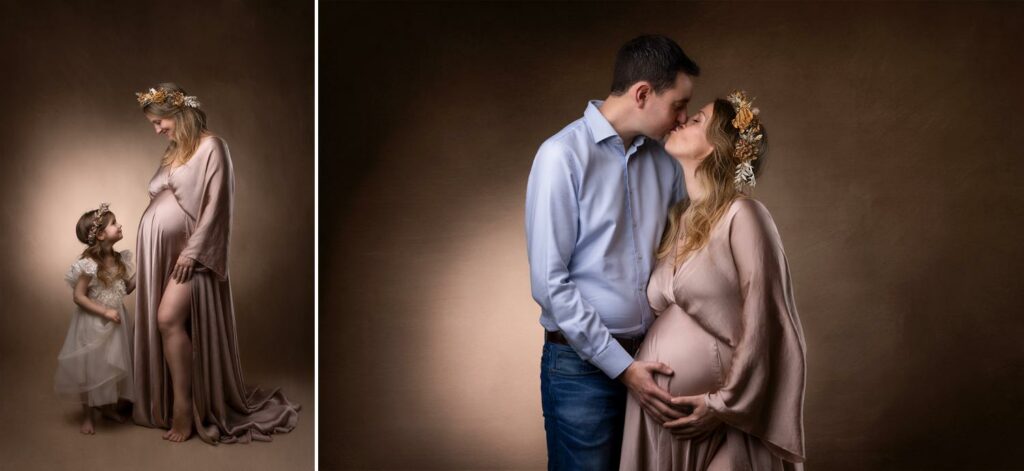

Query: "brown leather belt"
left=545, top=330, right=645, bottom=356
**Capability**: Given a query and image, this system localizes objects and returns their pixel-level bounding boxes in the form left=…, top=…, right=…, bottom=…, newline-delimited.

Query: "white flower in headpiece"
left=734, top=161, right=756, bottom=189
left=182, top=96, right=201, bottom=108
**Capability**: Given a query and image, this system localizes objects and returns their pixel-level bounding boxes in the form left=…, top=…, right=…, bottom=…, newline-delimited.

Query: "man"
left=525, top=35, right=700, bottom=470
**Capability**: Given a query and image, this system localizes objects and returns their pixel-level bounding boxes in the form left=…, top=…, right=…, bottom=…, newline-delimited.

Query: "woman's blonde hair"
left=656, top=98, right=769, bottom=265
left=74, top=210, right=128, bottom=287
left=142, top=82, right=208, bottom=166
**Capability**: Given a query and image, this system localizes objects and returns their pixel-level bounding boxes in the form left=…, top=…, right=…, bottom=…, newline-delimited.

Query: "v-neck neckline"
left=166, top=153, right=193, bottom=179
left=165, top=135, right=213, bottom=178
left=670, top=233, right=697, bottom=279
left=669, top=212, right=699, bottom=279
left=167, top=162, right=185, bottom=178
left=669, top=197, right=748, bottom=279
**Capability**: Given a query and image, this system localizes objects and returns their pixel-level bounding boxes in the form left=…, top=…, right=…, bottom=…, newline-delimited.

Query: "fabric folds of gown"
left=133, top=136, right=300, bottom=444
left=620, top=198, right=805, bottom=470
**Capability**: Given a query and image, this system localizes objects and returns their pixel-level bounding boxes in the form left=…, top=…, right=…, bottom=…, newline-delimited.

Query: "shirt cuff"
left=592, top=340, right=634, bottom=379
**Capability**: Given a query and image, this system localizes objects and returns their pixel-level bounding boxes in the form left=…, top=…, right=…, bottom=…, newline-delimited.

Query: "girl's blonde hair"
left=656, top=98, right=769, bottom=265
left=142, top=82, right=208, bottom=167
left=74, top=209, right=128, bottom=287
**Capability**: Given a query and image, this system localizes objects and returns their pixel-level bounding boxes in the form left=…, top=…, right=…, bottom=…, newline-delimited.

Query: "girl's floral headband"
left=86, top=203, right=110, bottom=245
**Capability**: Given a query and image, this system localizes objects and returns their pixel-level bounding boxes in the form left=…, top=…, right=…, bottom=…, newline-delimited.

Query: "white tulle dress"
left=54, top=251, right=135, bottom=407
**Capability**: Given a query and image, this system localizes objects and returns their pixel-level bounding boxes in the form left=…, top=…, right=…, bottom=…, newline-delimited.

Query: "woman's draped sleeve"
left=704, top=198, right=807, bottom=463
left=178, top=138, right=234, bottom=280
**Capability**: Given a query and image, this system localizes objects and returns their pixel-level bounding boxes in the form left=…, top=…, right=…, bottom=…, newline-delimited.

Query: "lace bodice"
left=64, top=250, right=133, bottom=309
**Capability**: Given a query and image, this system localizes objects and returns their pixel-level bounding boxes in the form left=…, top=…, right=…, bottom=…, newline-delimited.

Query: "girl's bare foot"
left=80, top=406, right=95, bottom=435
left=165, top=402, right=193, bottom=443
left=99, top=404, right=125, bottom=423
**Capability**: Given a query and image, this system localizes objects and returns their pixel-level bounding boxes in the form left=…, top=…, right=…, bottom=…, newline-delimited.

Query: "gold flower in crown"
left=135, top=88, right=201, bottom=108
left=726, top=90, right=764, bottom=188
left=733, top=106, right=754, bottom=130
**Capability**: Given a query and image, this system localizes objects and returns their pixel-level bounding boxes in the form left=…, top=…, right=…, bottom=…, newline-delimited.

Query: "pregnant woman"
left=133, top=83, right=300, bottom=443
left=620, top=91, right=806, bottom=470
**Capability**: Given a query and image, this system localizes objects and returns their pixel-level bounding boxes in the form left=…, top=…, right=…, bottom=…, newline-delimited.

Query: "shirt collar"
left=584, top=100, right=648, bottom=149
left=584, top=100, right=617, bottom=144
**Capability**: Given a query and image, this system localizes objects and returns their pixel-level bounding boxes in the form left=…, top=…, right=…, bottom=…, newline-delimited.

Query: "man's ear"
left=632, top=81, right=652, bottom=109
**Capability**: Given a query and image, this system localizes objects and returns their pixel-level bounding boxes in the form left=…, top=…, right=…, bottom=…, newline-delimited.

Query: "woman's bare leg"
left=157, top=279, right=193, bottom=443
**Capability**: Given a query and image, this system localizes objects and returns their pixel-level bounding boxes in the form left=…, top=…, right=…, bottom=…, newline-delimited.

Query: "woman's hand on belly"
left=663, top=394, right=722, bottom=441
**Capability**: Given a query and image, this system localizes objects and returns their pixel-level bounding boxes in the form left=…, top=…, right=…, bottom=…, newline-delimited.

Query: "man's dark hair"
left=610, top=35, right=700, bottom=95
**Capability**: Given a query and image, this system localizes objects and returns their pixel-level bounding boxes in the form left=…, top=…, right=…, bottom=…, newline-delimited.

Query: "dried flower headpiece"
left=86, top=203, right=111, bottom=245
left=726, top=90, right=764, bottom=189
left=135, top=87, right=201, bottom=109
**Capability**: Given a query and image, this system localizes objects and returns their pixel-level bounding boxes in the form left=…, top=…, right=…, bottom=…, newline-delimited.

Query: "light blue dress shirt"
left=526, top=100, right=686, bottom=379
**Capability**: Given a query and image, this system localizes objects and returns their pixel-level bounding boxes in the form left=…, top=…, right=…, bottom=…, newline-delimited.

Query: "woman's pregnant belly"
left=635, top=304, right=734, bottom=397
left=139, top=189, right=190, bottom=260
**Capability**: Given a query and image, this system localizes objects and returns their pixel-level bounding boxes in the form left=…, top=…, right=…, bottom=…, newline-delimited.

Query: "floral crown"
left=726, top=90, right=764, bottom=189
left=135, top=87, right=201, bottom=109
left=86, top=203, right=111, bottom=245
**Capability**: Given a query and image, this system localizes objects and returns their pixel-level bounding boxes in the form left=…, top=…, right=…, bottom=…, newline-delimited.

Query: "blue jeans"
left=540, top=341, right=627, bottom=471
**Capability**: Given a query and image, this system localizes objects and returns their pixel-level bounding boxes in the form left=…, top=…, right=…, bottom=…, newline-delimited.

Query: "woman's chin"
left=664, top=144, right=686, bottom=160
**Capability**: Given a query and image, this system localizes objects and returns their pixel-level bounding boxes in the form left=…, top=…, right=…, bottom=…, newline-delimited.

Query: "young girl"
left=55, top=203, right=136, bottom=434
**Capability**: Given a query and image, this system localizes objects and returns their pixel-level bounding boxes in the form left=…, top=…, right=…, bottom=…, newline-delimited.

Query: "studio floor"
left=0, top=355, right=314, bottom=471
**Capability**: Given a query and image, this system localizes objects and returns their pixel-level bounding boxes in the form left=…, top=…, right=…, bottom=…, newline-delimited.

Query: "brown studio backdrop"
left=0, top=1, right=314, bottom=469
left=321, top=2, right=1024, bottom=470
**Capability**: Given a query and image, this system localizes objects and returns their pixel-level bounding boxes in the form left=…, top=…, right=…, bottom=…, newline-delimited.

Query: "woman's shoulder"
left=725, top=197, right=779, bottom=235
left=199, top=133, right=228, bottom=150
left=728, top=196, right=771, bottom=217
left=199, top=133, right=231, bottom=161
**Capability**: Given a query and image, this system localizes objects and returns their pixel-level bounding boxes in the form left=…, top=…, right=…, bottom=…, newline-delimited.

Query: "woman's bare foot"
left=99, top=404, right=125, bottom=423
left=164, top=402, right=193, bottom=443
left=80, top=407, right=95, bottom=435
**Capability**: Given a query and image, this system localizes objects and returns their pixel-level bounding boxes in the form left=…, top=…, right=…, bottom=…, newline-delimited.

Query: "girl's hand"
left=126, top=273, right=137, bottom=294
left=663, top=394, right=722, bottom=441
left=104, top=309, right=122, bottom=324
left=171, top=256, right=195, bottom=283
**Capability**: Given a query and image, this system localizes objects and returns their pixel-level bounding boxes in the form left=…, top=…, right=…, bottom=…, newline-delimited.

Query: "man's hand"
left=619, top=361, right=685, bottom=424
left=663, top=394, right=722, bottom=441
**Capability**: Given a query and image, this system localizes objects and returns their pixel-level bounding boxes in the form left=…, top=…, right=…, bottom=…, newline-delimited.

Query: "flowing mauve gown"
left=133, top=135, right=300, bottom=444
left=620, top=198, right=806, bottom=470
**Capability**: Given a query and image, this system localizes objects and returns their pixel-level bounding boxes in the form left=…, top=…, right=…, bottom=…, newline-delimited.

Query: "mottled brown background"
left=321, top=2, right=1024, bottom=470
left=0, top=1, right=313, bottom=469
